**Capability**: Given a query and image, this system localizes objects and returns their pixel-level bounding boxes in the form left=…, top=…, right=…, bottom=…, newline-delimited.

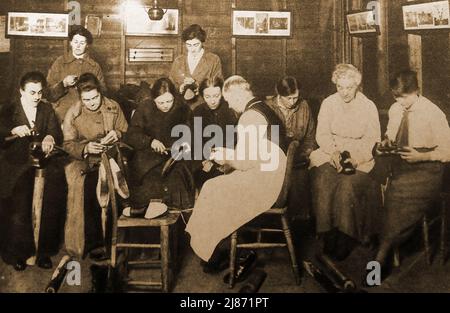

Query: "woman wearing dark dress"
left=0, top=71, right=64, bottom=271
left=125, top=78, right=195, bottom=210
left=192, top=76, right=238, bottom=189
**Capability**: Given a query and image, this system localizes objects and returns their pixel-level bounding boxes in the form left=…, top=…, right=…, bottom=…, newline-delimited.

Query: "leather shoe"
left=223, top=251, right=257, bottom=284
left=13, top=260, right=27, bottom=271
left=89, top=247, right=108, bottom=262
left=37, top=257, right=53, bottom=269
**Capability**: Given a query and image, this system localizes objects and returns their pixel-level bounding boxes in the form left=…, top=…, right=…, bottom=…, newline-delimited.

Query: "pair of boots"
left=323, top=229, right=356, bottom=261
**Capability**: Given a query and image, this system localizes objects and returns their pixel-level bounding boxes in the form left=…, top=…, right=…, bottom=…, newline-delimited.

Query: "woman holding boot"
left=309, top=64, right=381, bottom=261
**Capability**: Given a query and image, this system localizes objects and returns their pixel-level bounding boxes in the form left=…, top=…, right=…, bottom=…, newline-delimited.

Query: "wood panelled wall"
left=357, top=0, right=450, bottom=119
left=0, top=0, right=340, bottom=108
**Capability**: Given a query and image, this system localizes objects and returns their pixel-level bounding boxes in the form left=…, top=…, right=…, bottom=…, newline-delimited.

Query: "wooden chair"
left=101, top=148, right=181, bottom=293
left=393, top=192, right=448, bottom=267
left=228, top=140, right=301, bottom=288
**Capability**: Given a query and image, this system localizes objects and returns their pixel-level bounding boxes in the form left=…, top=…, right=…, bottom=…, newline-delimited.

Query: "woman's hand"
left=41, top=135, right=55, bottom=155
left=179, top=77, right=196, bottom=93
left=11, top=125, right=32, bottom=138
left=210, top=147, right=235, bottom=166
left=85, top=141, right=106, bottom=154
left=63, top=75, right=78, bottom=88
left=343, top=157, right=358, bottom=169
left=202, top=160, right=214, bottom=172
left=151, top=139, right=167, bottom=154
left=329, top=151, right=343, bottom=172
left=398, top=146, right=428, bottom=163
left=100, top=130, right=119, bottom=145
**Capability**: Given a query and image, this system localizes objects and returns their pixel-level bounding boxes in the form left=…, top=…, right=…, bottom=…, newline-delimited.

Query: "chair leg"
left=229, top=231, right=238, bottom=289
left=161, top=225, right=170, bottom=293
left=441, top=199, right=448, bottom=265
left=281, top=214, right=301, bottom=285
left=423, top=215, right=431, bottom=265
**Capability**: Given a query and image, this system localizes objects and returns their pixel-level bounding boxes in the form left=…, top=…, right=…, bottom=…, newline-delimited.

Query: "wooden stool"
left=393, top=192, right=449, bottom=266
left=111, top=211, right=180, bottom=292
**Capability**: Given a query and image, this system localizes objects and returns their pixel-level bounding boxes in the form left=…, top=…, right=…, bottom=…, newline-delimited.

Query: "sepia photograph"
left=2, top=1, right=450, bottom=306
left=233, top=10, right=291, bottom=37
left=403, top=0, right=450, bottom=30
left=7, top=12, right=68, bottom=37
left=346, top=10, right=377, bottom=35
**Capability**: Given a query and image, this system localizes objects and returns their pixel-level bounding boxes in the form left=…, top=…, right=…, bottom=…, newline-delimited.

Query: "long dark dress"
left=191, top=100, right=238, bottom=188
left=0, top=100, right=65, bottom=264
left=124, top=98, right=195, bottom=209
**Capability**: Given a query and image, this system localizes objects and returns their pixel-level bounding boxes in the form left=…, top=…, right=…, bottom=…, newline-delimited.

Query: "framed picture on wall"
left=346, top=10, right=378, bottom=35
left=232, top=10, right=292, bottom=37
left=402, top=0, right=450, bottom=30
left=6, top=12, right=69, bottom=38
left=124, top=2, right=179, bottom=36
left=85, top=15, right=102, bottom=37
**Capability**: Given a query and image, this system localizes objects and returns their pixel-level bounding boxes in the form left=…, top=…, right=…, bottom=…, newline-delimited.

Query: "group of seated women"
left=1, top=24, right=450, bottom=288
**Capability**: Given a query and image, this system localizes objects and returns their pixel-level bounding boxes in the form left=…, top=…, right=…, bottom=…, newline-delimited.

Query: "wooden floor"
left=1, top=219, right=450, bottom=293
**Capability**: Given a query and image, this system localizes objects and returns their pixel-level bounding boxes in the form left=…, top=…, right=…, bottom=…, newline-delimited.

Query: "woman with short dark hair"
left=266, top=76, right=317, bottom=221
left=124, top=77, right=195, bottom=211
left=63, top=72, right=128, bottom=259
left=374, top=69, right=450, bottom=280
left=192, top=76, right=238, bottom=189
left=0, top=71, right=63, bottom=270
left=169, top=24, right=223, bottom=109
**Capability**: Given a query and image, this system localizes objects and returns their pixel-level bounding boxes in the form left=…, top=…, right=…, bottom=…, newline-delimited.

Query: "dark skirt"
left=130, top=161, right=195, bottom=210
left=0, top=161, right=67, bottom=264
left=383, top=160, right=443, bottom=242
left=312, top=163, right=381, bottom=243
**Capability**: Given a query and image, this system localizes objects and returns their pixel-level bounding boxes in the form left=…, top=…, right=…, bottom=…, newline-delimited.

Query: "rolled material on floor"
left=316, top=253, right=356, bottom=291
left=45, top=255, right=72, bottom=293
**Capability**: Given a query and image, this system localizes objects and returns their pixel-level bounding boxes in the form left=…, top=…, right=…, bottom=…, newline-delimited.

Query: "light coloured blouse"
left=310, top=91, right=381, bottom=173
left=386, top=95, right=450, bottom=161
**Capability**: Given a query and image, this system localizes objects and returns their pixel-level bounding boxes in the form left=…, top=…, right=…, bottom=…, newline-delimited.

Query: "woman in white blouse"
left=374, top=70, right=450, bottom=280
left=310, top=64, right=381, bottom=261
left=169, top=24, right=223, bottom=110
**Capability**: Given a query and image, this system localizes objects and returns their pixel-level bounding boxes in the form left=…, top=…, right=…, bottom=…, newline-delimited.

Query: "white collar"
left=188, top=48, right=204, bottom=61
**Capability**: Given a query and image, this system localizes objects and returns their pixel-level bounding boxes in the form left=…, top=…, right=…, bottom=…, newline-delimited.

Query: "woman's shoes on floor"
left=13, top=260, right=27, bottom=271
left=37, top=257, right=53, bottom=269
left=89, top=247, right=108, bottom=262
left=223, top=250, right=257, bottom=284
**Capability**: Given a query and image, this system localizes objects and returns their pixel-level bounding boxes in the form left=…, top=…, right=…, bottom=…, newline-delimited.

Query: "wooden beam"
left=231, top=0, right=236, bottom=75
left=350, top=0, right=363, bottom=75
left=120, top=0, right=126, bottom=84
left=281, top=0, right=287, bottom=76
left=407, top=0, right=422, bottom=91
left=377, top=0, right=389, bottom=97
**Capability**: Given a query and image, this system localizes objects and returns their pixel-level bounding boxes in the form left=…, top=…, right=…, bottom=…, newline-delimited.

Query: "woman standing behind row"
left=46, top=26, right=105, bottom=124
left=170, top=24, right=223, bottom=110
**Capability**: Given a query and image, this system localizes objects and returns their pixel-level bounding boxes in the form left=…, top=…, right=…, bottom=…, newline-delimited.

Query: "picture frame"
left=6, top=11, right=69, bottom=38
left=124, top=3, right=179, bottom=36
left=346, top=10, right=378, bottom=35
left=402, top=0, right=450, bottom=30
left=232, top=10, right=292, bottom=37
left=85, top=15, right=102, bottom=38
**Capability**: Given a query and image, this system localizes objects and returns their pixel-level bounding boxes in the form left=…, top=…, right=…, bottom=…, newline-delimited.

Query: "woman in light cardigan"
left=310, top=64, right=381, bottom=261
